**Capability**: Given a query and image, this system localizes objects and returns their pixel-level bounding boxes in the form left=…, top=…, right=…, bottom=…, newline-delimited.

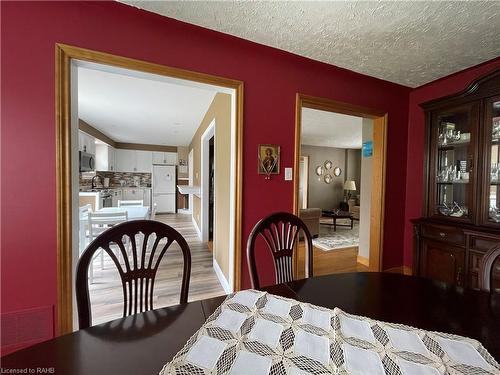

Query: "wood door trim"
left=293, top=93, right=387, bottom=274
left=56, top=43, right=244, bottom=335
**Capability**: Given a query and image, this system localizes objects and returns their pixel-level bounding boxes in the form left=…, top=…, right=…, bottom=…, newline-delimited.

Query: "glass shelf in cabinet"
left=436, top=180, right=469, bottom=185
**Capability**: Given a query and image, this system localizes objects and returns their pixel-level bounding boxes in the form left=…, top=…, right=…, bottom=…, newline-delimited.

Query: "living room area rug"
left=313, top=219, right=359, bottom=251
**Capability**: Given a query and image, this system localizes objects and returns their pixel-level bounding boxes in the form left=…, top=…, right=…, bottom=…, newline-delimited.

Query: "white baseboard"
left=213, top=258, right=231, bottom=294
left=192, top=216, right=202, bottom=240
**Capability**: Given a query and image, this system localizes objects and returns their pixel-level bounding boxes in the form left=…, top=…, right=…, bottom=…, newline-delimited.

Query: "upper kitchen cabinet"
left=78, top=131, right=96, bottom=155
left=135, top=150, right=152, bottom=172
left=115, top=149, right=135, bottom=172
left=95, top=143, right=115, bottom=171
left=152, top=151, right=177, bottom=165
left=115, top=149, right=152, bottom=173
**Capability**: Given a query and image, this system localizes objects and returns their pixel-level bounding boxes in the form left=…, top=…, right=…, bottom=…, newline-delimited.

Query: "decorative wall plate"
left=315, top=166, right=324, bottom=176
left=324, top=174, right=333, bottom=184
left=324, top=160, right=333, bottom=170
left=333, top=167, right=342, bottom=177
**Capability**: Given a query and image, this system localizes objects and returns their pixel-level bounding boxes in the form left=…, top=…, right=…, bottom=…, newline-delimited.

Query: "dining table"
left=97, top=205, right=150, bottom=220
left=2, top=272, right=499, bottom=374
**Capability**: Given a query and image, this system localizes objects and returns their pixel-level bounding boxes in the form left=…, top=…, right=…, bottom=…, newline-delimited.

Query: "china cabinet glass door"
left=430, top=104, right=478, bottom=222
left=482, top=96, right=500, bottom=225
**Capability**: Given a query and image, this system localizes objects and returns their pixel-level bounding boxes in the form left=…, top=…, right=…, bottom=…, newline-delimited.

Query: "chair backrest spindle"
left=76, top=220, right=191, bottom=329
left=247, top=212, right=313, bottom=289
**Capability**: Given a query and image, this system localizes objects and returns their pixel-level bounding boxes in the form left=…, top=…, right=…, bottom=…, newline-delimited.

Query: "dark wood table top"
left=2, top=273, right=499, bottom=374
left=321, top=210, right=352, bottom=218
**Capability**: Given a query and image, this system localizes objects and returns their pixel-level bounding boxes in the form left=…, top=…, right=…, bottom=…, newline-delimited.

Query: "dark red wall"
left=1, top=1, right=410, bottom=347
left=403, top=57, right=500, bottom=267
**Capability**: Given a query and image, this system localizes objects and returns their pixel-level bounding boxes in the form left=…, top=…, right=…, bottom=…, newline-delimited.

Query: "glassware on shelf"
left=492, top=116, right=500, bottom=139
left=436, top=165, right=469, bottom=183
left=491, top=163, right=499, bottom=183
left=489, top=206, right=500, bottom=222
left=438, top=202, right=468, bottom=217
left=438, top=123, right=471, bottom=146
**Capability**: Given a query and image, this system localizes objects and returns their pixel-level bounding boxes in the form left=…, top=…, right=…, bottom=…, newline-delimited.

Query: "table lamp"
left=344, top=180, right=357, bottom=200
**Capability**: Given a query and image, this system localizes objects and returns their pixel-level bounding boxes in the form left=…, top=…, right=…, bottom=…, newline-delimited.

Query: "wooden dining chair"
left=76, top=220, right=191, bottom=329
left=247, top=212, right=313, bottom=289
left=118, top=199, right=144, bottom=207
left=479, top=244, right=500, bottom=292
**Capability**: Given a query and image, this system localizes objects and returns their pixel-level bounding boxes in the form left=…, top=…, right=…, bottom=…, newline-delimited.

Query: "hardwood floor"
left=87, top=213, right=225, bottom=325
left=296, top=242, right=369, bottom=279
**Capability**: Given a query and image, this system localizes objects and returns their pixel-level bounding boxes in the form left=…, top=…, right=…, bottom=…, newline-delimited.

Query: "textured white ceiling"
left=120, top=1, right=500, bottom=87
left=77, top=63, right=220, bottom=146
left=302, top=108, right=362, bottom=149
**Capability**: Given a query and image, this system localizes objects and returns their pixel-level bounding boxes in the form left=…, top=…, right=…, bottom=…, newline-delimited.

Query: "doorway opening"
left=55, top=44, right=243, bottom=333
left=294, top=94, right=387, bottom=277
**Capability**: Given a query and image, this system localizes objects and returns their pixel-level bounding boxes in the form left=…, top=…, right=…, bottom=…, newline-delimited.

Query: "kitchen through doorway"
left=69, top=56, right=238, bottom=327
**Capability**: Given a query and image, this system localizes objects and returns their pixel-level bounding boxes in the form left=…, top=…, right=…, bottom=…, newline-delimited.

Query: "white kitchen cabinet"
left=152, top=152, right=165, bottom=164
left=111, top=189, right=122, bottom=207
left=115, top=149, right=135, bottom=172
left=95, top=144, right=115, bottom=171
left=152, top=151, right=177, bottom=165
left=79, top=131, right=96, bottom=155
left=115, top=150, right=152, bottom=172
left=122, top=188, right=142, bottom=201
left=165, top=152, right=177, bottom=165
left=135, top=151, right=152, bottom=172
left=108, top=146, right=115, bottom=171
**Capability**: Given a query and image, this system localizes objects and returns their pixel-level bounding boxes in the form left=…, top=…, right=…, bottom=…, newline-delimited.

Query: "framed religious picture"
left=258, top=144, right=280, bottom=178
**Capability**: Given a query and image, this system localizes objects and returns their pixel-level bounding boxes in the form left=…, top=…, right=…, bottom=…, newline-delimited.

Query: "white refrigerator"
left=153, top=165, right=176, bottom=213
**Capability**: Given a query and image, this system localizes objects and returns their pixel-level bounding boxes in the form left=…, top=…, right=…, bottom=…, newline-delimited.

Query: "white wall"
left=358, top=118, right=373, bottom=260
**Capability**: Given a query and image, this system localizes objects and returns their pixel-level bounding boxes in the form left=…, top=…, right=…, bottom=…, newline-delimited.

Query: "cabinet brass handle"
left=439, top=232, right=446, bottom=237
left=456, top=267, right=462, bottom=285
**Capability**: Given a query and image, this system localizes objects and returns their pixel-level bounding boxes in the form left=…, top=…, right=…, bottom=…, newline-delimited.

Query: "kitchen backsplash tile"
left=80, top=171, right=151, bottom=190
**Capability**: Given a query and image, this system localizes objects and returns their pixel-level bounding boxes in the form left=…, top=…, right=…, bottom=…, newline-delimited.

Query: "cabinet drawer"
left=469, top=236, right=500, bottom=251
left=421, top=224, right=464, bottom=246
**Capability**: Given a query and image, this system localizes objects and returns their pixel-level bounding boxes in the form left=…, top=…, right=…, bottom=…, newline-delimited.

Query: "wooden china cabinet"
left=413, top=69, right=500, bottom=289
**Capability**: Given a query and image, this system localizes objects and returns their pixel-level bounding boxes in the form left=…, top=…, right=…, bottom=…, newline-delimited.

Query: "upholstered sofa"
left=299, top=208, right=321, bottom=238
left=348, top=199, right=360, bottom=220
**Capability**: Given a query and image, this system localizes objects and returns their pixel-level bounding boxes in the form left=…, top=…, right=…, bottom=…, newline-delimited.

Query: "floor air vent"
left=1, top=305, right=54, bottom=356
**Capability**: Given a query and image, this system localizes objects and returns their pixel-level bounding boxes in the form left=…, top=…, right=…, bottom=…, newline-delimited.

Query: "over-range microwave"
left=79, top=151, right=95, bottom=172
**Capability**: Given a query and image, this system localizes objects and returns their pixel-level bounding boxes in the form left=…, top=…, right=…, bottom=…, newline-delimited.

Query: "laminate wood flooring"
left=87, top=213, right=225, bottom=325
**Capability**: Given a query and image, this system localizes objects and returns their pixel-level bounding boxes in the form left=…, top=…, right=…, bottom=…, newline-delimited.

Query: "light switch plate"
left=285, top=168, right=293, bottom=181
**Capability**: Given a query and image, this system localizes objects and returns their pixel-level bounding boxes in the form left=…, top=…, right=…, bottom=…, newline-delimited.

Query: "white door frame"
left=200, top=119, right=215, bottom=242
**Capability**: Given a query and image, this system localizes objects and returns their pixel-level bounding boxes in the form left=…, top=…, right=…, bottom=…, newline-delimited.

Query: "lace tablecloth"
left=160, top=290, right=500, bottom=374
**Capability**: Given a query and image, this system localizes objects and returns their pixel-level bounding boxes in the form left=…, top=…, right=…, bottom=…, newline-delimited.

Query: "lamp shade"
left=344, top=180, right=356, bottom=191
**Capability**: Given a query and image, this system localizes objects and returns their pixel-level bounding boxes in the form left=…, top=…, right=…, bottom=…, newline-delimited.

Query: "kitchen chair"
left=247, top=212, right=313, bottom=289
left=79, top=204, right=92, bottom=253
left=118, top=200, right=144, bottom=207
left=76, top=220, right=191, bottom=329
left=87, top=210, right=128, bottom=283
left=479, top=244, right=500, bottom=292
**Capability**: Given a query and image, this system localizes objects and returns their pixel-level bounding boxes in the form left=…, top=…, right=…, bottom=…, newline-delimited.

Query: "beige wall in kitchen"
left=189, top=93, right=231, bottom=280
left=177, top=146, right=189, bottom=179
